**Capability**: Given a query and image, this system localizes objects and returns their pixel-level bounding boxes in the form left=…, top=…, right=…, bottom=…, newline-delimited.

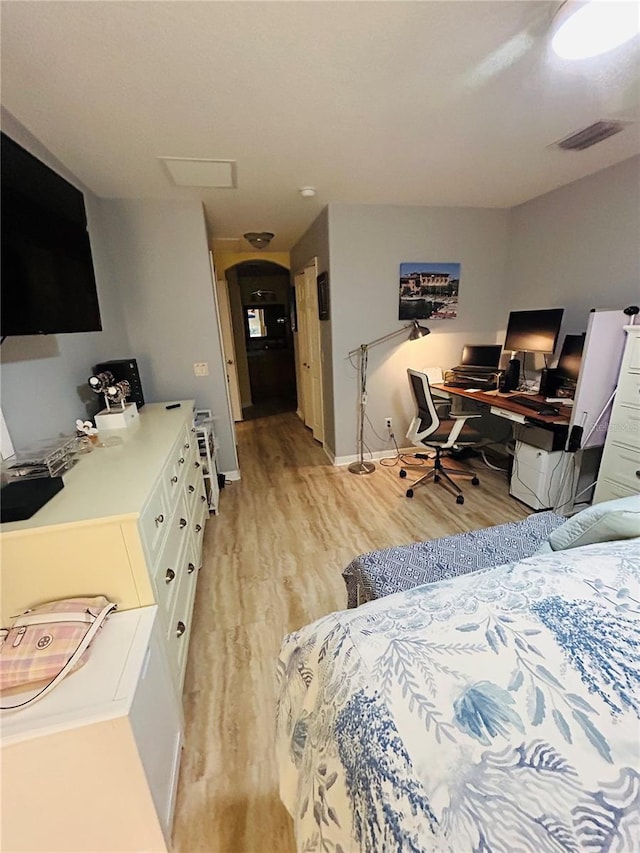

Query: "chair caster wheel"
left=472, top=477, right=480, bottom=486
left=406, top=489, right=414, bottom=498
left=456, top=495, right=464, bottom=505
left=399, top=469, right=407, bottom=479
left=433, top=474, right=441, bottom=483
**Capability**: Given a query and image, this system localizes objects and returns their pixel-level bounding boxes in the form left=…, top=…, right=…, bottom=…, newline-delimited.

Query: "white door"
left=215, top=277, right=243, bottom=422
left=303, top=262, right=324, bottom=443
left=209, top=252, right=239, bottom=471
left=294, top=270, right=311, bottom=427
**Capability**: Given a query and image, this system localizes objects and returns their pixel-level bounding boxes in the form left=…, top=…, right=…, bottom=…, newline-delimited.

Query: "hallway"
left=172, top=412, right=528, bottom=852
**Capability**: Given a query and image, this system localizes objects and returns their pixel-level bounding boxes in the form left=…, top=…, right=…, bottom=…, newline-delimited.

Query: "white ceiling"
left=2, top=1, right=639, bottom=252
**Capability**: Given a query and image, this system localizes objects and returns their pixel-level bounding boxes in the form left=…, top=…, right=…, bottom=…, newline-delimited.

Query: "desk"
left=432, top=384, right=572, bottom=427
left=433, top=385, right=572, bottom=510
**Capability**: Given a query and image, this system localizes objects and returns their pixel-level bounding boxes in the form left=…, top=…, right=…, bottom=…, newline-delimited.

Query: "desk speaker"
left=539, top=368, right=558, bottom=397
left=94, top=359, right=145, bottom=408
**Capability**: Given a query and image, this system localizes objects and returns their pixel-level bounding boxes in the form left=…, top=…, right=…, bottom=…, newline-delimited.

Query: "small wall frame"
left=317, top=272, right=329, bottom=321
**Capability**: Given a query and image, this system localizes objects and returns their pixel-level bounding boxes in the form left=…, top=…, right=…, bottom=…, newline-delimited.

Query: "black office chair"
left=401, top=368, right=482, bottom=505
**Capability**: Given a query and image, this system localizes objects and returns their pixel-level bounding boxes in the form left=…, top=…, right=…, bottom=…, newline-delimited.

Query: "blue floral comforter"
left=276, top=538, right=640, bottom=852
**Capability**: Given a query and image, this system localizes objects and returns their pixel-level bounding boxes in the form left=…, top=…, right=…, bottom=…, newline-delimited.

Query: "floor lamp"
left=348, top=320, right=430, bottom=475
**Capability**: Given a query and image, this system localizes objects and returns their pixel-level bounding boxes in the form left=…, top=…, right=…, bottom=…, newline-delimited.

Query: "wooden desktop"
left=432, top=384, right=572, bottom=426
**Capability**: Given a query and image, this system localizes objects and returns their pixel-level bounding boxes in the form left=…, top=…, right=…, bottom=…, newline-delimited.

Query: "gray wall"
left=97, top=199, right=238, bottom=474
left=0, top=111, right=131, bottom=450
left=505, top=156, right=640, bottom=341
left=325, top=204, right=511, bottom=459
left=0, top=111, right=237, bottom=474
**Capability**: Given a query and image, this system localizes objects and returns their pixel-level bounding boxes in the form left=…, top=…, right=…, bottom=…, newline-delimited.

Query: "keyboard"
left=509, top=395, right=560, bottom=415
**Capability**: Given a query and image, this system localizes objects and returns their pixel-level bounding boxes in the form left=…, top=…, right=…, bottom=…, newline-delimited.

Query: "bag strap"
left=0, top=601, right=117, bottom=711
left=11, top=611, right=96, bottom=629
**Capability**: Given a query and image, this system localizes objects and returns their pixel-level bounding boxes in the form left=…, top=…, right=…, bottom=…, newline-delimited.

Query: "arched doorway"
left=226, top=260, right=297, bottom=420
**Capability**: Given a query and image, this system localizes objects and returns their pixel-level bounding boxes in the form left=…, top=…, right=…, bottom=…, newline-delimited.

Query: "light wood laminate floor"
left=172, top=412, right=529, bottom=853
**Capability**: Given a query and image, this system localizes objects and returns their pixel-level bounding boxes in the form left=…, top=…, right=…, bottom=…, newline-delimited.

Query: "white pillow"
left=547, top=495, right=640, bottom=552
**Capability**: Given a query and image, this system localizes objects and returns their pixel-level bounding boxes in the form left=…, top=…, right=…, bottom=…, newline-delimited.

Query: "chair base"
left=401, top=446, right=479, bottom=504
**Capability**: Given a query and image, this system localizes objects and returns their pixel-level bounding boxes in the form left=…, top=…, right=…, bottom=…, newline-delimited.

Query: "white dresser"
left=0, top=401, right=209, bottom=696
left=1, top=607, right=181, bottom=852
left=593, top=325, right=640, bottom=503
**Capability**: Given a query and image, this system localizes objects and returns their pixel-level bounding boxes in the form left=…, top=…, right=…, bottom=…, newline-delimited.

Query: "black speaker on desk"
left=499, top=359, right=521, bottom=393
left=539, top=368, right=558, bottom=397
left=94, top=359, right=145, bottom=408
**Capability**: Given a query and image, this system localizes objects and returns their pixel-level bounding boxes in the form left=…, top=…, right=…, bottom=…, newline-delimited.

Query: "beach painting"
left=399, top=262, right=460, bottom=320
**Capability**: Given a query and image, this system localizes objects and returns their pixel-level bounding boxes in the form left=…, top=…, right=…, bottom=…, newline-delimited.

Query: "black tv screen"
left=1, top=133, right=102, bottom=336
left=504, top=308, right=564, bottom=354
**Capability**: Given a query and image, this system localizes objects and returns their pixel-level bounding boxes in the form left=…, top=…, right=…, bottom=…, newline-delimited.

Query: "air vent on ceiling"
left=555, top=120, right=627, bottom=151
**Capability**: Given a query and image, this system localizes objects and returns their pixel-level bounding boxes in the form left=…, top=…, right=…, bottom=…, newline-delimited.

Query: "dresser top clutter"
left=1, top=401, right=195, bottom=533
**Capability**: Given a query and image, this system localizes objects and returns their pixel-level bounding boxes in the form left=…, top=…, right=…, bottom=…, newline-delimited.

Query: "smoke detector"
left=243, top=232, right=275, bottom=249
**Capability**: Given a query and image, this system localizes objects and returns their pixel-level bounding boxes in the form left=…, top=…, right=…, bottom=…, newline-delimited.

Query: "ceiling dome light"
left=243, top=232, right=274, bottom=249
left=551, top=0, right=640, bottom=60
left=299, top=187, right=317, bottom=198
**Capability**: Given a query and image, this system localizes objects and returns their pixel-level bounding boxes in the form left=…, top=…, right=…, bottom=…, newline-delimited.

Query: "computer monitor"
left=504, top=308, right=564, bottom=354
left=460, top=344, right=502, bottom=369
left=555, top=332, right=585, bottom=384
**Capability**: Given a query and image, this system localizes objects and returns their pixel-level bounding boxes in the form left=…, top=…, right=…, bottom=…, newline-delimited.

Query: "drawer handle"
left=179, top=517, right=188, bottom=529
left=200, top=495, right=206, bottom=503
left=176, top=621, right=186, bottom=638
left=195, top=523, right=202, bottom=533
left=191, top=427, right=196, bottom=433
left=165, top=568, right=176, bottom=584
left=188, top=562, right=196, bottom=574
left=171, top=475, right=178, bottom=484
left=155, top=513, right=164, bottom=526
left=188, top=485, right=195, bottom=494
left=636, top=470, right=640, bottom=479
left=184, top=442, right=190, bottom=450
left=179, top=457, right=185, bottom=465
left=195, top=461, right=201, bottom=469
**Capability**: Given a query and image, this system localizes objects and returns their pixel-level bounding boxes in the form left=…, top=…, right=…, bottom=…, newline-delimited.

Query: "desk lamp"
left=348, top=321, right=430, bottom=475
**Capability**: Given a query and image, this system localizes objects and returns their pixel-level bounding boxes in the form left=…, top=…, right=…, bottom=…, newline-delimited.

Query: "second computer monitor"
left=460, top=344, right=502, bottom=369
left=555, top=332, right=585, bottom=385
left=504, top=308, right=564, bottom=354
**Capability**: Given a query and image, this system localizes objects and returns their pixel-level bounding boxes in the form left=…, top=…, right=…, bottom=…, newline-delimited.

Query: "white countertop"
left=1, top=402, right=194, bottom=535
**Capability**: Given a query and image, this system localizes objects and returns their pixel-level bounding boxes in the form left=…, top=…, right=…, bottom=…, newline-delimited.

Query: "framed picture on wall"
left=399, top=262, right=460, bottom=320
left=317, top=272, right=329, bottom=321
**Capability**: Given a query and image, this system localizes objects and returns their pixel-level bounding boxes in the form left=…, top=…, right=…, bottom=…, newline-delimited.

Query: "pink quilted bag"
left=0, top=596, right=116, bottom=709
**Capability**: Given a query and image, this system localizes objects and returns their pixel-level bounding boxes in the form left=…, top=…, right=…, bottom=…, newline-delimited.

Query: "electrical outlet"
left=193, top=362, right=209, bottom=377
left=385, top=417, right=393, bottom=430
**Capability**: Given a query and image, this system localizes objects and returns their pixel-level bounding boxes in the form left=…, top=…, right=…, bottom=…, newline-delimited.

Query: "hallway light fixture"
left=551, top=0, right=640, bottom=59
left=243, top=232, right=274, bottom=249
left=348, top=321, right=430, bottom=475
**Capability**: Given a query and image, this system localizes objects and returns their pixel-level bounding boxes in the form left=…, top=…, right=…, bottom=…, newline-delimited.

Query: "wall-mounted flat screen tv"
left=1, top=132, right=102, bottom=336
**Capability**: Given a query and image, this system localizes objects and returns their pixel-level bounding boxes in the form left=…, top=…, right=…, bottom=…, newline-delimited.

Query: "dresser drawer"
left=594, top=478, right=639, bottom=504
left=600, top=441, right=640, bottom=493
left=139, top=481, right=170, bottom=562
left=615, top=370, right=640, bottom=409
left=152, top=501, right=188, bottom=622
left=165, top=548, right=199, bottom=691
left=608, top=404, right=640, bottom=451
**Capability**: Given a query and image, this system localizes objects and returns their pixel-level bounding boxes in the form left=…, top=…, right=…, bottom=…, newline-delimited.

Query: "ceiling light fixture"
left=551, top=0, right=640, bottom=59
left=299, top=187, right=317, bottom=199
left=243, top=232, right=275, bottom=249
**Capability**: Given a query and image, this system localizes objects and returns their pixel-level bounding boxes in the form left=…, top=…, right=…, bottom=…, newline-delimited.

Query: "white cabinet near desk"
left=594, top=325, right=640, bottom=503
left=510, top=441, right=564, bottom=510
left=1, top=607, right=181, bottom=853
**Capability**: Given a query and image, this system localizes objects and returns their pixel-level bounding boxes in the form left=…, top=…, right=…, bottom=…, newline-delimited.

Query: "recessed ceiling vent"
left=555, top=120, right=627, bottom=151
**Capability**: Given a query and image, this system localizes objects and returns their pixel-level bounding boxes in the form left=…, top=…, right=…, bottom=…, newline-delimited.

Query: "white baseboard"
left=333, top=446, right=418, bottom=467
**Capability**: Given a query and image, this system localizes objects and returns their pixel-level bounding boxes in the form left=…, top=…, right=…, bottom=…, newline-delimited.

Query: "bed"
left=276, top=535, right=640, bottom=852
